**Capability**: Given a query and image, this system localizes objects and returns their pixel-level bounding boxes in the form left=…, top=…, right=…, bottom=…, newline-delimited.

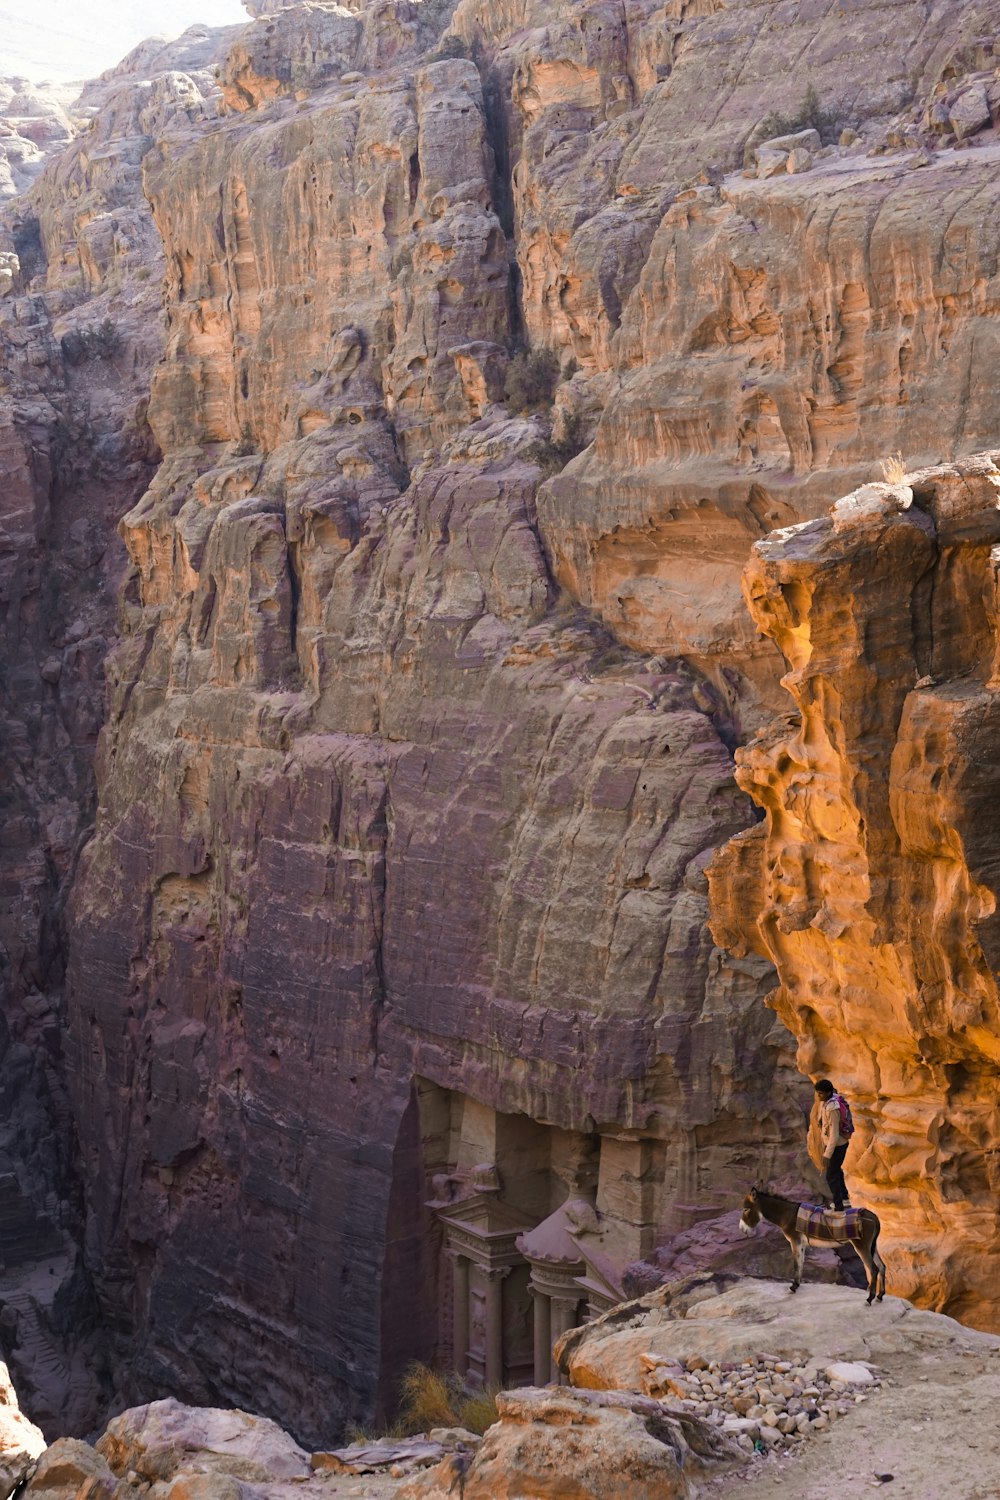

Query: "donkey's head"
left=739, top=1184, right=763, bottom=1236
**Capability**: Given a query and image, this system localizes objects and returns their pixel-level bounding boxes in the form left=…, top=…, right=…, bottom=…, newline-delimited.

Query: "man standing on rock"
left=814, top=1079, right=853, bottom=1211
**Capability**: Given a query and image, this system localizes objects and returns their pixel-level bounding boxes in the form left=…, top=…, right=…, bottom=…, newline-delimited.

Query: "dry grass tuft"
left=456, top=1386, right=501, bottom=1434
left=881, top=451, right=907, bottom=483
left=397, top=1363, right=464, bottom=1434
left=396, top=1364, right=503, bottom=1437
left=345, top=1364, right=503, bottom=1443
left=345, top=1418, right=405, bottom=1443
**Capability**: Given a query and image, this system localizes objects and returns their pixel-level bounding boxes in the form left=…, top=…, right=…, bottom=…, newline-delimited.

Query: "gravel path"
left=711, top=1340, right=1000, bottom=1499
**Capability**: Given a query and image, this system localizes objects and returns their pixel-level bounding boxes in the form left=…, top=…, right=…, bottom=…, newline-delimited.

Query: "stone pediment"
left=574, top=1258, right=626, bottom=1311
left=435, top=1191, right=533, bottom=1263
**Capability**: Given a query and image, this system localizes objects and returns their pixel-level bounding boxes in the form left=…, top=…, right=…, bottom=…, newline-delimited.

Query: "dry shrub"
left=345, top=1418, right=405, bottom=1443
left=456, top=1386, right=501, bottom=1434
left=881, top=451, right=907, bottom=483
left=344, top=1363, right=503, bottom=1443
left=397, top=1364, right=463, bottom=1433
left=505, top=347, right=560, bottom=412
left=394, top=1363, right=502, bottom=1436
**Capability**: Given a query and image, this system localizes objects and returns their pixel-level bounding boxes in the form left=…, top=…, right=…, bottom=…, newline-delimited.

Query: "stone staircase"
left=0, top=1248, right=77, bottom=1429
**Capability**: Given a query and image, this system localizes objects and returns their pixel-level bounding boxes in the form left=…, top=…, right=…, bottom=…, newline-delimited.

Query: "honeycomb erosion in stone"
left=708, top=456, right=1000, bottom=1332
left=1, top=0, right=999, bottom=1447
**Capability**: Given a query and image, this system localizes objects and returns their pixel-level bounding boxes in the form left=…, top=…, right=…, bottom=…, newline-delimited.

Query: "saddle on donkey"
left=795, top=1202, right=866, bottom=1244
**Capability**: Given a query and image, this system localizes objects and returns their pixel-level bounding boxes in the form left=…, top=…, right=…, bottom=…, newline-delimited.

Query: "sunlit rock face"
left=452, top=0, right=1000, bottom=729
left=0, top=80, right=75, bottom=198
left=709, top=454, right=1000, bottom=1333
left=539, top=152, right=1000, bottom=719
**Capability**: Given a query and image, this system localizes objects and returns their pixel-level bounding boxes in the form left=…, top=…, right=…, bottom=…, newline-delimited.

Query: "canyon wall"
left=0, top=26, right=239, bottom=1432
left=62, top=6, right=803, bottom=1439
left=3, top=0, right=1000, bottom=1446
left=709, top=455, right=1000, bottom=1331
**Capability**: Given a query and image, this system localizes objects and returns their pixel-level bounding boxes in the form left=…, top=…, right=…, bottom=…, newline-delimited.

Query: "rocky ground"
left=718, top=1337, right=1000, bottom=1499
left=5, top=1277, right=997, bottom=1500
left=308, top=1279, right=1000, bottom=1500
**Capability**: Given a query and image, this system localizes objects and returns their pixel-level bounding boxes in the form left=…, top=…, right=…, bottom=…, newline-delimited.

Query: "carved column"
left=447, top=1250, right=470, bottom=1378
left=483, top=1266, right=510, bottom=1387
left=529, top=1285, right=551, bottom=1386
left=548, top=1297, right=578, bottom=1383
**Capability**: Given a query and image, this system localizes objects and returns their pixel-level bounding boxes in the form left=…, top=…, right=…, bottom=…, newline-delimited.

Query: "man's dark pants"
left=825, top=1143, right=849, bottom=1209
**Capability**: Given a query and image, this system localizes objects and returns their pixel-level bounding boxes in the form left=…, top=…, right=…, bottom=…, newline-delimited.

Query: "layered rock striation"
left=64, top=14, right=802, bottom=1435
left=4, top=0, right=1000, bottom=1447
left=0, top=25, right=238, bottom=1434
left=709, top=455, right=1000, bottom=1331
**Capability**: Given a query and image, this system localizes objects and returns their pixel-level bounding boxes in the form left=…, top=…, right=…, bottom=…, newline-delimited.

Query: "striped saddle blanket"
left=795, top=1203, right=864, bottom=1244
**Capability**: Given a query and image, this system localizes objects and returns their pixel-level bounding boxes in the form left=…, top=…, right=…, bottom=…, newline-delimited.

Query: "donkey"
left=739, top=1185, right=887, bottom=1304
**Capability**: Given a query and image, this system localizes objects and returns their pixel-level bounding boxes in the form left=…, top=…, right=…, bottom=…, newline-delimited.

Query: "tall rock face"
left=63, top=5, right=804, bottom=1441
left=4, top=0, right=1000, bottom=1447
left=709, top=455, right=1000, bottom=1332
left=0, top=25, right=238, bottom=1434
left=473, top=0, right=1000, bottom=728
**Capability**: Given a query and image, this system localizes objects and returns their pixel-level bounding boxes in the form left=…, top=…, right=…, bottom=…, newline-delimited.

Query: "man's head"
left=814, top=1079, right=834, bottom=1101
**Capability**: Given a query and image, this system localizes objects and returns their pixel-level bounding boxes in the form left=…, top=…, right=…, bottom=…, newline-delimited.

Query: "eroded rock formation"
left=15, top=1278, right=1000, bottom=1500
left=66, top=224, right=794, bottom=1439
left=54, top=0, right=815, bottom=1441
left=709, top=456, right=1000, bottom=1331
left=0, top=1358, right=45, bottom=1500
left=403, top=1385, right=739, bottom=1500
left=4, top=0, right=1000, bottom=1448
left=0, top=81, right=74, bottom=201
left=0, top=24, right=235, bottom=1435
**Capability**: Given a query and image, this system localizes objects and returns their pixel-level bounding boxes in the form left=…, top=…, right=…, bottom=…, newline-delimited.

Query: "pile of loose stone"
left=639, top=1352, right=881, bottom=1454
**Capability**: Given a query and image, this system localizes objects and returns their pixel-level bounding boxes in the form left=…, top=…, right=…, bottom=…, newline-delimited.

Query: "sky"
left=0, top=0, right=249, bottom=87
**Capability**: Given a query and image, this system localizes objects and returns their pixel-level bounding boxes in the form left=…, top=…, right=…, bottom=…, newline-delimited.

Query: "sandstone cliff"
left=0, top=80, right=74, bottom=201
left=709, top=454, right=1000, bottom=1332
left=64, top=16, right=799, bottom=1431
left=3, top=0, right=1000, bottom=1449
left=0, top=25, right=236, bottom=1433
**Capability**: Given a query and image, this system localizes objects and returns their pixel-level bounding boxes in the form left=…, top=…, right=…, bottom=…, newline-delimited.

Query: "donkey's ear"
left=749, top=1185, right=759, bottom=1200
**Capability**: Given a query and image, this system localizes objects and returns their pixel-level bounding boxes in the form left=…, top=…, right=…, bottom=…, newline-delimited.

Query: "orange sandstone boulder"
left=400, top=1385, right=739, bottom=1500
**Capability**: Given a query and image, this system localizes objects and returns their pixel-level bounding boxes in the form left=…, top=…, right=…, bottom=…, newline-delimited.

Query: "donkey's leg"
left=871, top=1229, right=886, bottom=1300
left=854, top=1241, right=877, bottom=1304
left=784, top=1232, right=805, bottom=1292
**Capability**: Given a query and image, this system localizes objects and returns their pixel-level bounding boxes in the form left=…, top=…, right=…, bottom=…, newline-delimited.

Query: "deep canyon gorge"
left=1, top=0, right=1000, bottom=1465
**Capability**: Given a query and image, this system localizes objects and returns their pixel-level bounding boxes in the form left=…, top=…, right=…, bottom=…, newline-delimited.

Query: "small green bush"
left=505, top=347, right=560, bottom=412
left=61, top=317, right=121, bottom=366
left=745, top=84, right=838, bottom=163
